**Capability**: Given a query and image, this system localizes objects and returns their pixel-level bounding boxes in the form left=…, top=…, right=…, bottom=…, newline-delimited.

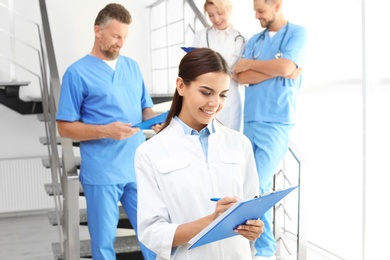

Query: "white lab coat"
left=135, top=119, right=259, bottom=260
left=193, top=26, right=246, bottom=132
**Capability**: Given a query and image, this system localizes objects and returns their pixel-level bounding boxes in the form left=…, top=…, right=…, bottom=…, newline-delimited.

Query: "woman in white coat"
left=192, top=0, right=246, bottom=132
left=135, top=48, right=263, bottom=260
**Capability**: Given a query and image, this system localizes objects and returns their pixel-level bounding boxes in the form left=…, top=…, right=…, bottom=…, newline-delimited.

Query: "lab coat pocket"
left=154, top=154, right=193, bottom=196
left=219, top=149, right=246, bottom=165
left=218, top=149, right=246, bottom=190
left=154, top=154, right=191, bottom=174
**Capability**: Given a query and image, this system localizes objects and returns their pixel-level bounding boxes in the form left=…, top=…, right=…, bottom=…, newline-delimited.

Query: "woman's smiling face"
left=177, top=71, right=230, bottom=131
left=205, top=3, right=232, bottom=30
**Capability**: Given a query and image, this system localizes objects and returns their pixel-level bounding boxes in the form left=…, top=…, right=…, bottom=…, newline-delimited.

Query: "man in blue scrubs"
left=56, top=4, right=157, bottom=260
left=233, top=0, right=308, bottom=259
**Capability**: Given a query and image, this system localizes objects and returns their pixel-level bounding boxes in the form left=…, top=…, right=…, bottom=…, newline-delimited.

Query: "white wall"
left=46, top=0, right=151, bottom=89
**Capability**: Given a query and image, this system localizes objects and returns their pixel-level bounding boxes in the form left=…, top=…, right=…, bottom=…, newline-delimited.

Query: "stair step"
left=37, top=113, right=46, bottom=122
left=44, top=182, right=84, bottom=196
left=39, top=136, right=80, bottom=146
left=47, top=206, right=133, bottom=229
left=51, top=235, right=141, bottom=260
left=42, top=156, right=81, bottom=169
left=0, top=81, right=30, bottom=97
left=151, top=94, right=172, bottom=104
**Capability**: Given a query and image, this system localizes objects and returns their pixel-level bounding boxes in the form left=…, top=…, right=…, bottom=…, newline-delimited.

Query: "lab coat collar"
left=211, top=25, right=233, bottom=35
left=173, top=116, right=216, bottom=135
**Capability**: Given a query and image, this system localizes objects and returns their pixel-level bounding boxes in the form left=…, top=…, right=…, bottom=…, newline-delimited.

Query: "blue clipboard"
left=132, top=111, right=169, bottom=130
left=188, top=185, right=298, bottom=250
left=181, top=47, right=197, bottom=53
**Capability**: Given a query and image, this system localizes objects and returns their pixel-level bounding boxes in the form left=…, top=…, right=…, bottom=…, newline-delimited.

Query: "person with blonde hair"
left=193, top=0, right=246, bottom=132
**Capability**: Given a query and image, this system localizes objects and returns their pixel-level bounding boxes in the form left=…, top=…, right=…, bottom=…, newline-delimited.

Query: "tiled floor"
left=0, top=211, right=60, bottom=260
left=0, top=210, right=140, bottom=260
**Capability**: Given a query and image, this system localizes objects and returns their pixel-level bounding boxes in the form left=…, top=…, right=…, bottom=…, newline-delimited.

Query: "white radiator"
left=0, top=157, right=54, bottom=214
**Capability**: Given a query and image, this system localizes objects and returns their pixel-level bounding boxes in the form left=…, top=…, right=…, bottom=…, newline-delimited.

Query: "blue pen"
left=210, top=198, right=221, bottom=202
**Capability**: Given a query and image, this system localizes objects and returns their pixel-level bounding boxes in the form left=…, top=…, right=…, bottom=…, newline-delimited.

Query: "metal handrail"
left=38, top=0, right=80, bottom=259
left=185, top=0, right=209, bottom=28
left=0, top=2, right=41, bottom=27
left=274, top=141, right=307, bottom=260
left=147, top=0, right=209, bottom=28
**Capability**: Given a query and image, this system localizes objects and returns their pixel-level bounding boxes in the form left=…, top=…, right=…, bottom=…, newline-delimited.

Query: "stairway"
left=0, top=81, right=43, bottom=114
left=33, top=0, right=152, bottom=257
left=40, top=134, right=145, bottom=259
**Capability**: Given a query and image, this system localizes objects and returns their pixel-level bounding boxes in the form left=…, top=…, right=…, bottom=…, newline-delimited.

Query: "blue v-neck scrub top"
left=56, top=55, right=154, bottom=185
left=242, top=23, right=307, bottom=124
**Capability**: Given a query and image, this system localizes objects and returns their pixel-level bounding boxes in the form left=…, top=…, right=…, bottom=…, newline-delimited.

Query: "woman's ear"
left=176, top=77, right=185, bottom=96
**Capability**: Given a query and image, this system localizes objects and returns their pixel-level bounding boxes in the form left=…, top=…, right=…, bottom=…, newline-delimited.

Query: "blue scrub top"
left=242, top=23, right=308, bottom=124
left=56, top=54, right=154, bottom=185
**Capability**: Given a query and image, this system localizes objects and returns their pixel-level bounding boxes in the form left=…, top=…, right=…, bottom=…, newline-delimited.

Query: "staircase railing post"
left=61, top=138, right=80, bottom=260
left=296, top=155, right=307, bottom=260
left=273, top=141, right=307, bottom=260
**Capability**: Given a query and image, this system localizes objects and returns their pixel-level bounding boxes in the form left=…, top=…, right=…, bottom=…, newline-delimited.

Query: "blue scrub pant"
left=244, top=121, right=293, bottom=257
left=82, top=182, right=156, bottom=260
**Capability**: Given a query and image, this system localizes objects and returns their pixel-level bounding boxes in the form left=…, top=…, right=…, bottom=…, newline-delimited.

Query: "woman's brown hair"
left=160, top=48, right=230, bottom=133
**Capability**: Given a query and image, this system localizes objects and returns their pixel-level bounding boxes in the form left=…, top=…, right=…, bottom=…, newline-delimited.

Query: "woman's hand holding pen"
left=173, top=197, right=239, bottom=247
left=212, top=196, right=264, bottom=241
left=212, top=196, right=239, bottom=220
